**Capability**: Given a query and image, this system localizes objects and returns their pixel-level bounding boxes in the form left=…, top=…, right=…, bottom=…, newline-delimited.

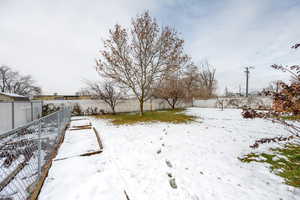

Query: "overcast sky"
left=0, top=0, right=299, bottom=95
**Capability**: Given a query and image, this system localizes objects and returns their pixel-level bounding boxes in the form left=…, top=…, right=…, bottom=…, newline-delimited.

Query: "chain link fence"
left=0, top=107, right=71, bottom=200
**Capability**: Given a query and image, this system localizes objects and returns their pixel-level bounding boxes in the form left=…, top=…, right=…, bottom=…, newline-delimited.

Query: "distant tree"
left=87, top=81, right=123, bottom=114
left=224, top=87, right=229, bottom=97
left=199, top=60, right=217, bottom=97
left=153, top=73, right=186, bottom=109
left=182, top=61, right=218, bottom=100
left=75, top=88, right=91, bottom=96
left=242, top=43, right=300, bottom=148
left=0, top=65, right=41, bottom=96
left=261, top=80, right=281, bottom=94
left=96, top=11, right=188, bottom=115
left=182, top=63, right=200, bottom=103
left=216, top=97, right=225, bottom=111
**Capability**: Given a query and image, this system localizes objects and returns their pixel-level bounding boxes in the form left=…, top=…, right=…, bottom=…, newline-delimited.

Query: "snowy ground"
left=39, top=108, right=300, bottom=200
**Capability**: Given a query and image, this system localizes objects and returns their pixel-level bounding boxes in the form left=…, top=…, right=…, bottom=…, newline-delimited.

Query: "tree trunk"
left=111, top=105, right=116, bottom=115
left=172, top=98, right=177, bottom=109
left=108, top=100, right=116, bottom=115
left=139, top=100, right=144, bottom=116
left=165, top=99, right=173, bottom=109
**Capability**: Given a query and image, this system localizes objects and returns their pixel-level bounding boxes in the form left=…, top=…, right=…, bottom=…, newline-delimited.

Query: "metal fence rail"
left=0, top=107, right=71, bottom=200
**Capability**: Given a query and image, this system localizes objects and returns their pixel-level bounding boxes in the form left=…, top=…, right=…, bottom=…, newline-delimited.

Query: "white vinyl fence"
left=0, top=101, right=43, bottom=134
left=194, top=97, right=273, bottom=109
left=44, top=98, right=191, bottom=114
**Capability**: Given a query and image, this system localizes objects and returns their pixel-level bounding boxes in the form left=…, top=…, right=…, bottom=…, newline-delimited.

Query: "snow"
left=54, top=129, right=99, bottom=160
left=39, top=118, right=124, bottom=200
left=39, top=108, right=300, bottom=200
left=0, top=92, right=26, bottom=98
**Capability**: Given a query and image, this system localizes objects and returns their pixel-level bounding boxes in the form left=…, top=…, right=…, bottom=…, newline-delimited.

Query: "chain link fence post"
left=57, top=112, right=60, bottom=133
left=31, top=101, right=34, bottom=121
left=37, top=119, right=42, bottom=180
left=11, top=101, right=15, bottom=129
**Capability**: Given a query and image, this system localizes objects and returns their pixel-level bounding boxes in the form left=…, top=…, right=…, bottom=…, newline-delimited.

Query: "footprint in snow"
left=169, top=178, right=177, bottom=189
left=166, top=160, right=173, bottom=168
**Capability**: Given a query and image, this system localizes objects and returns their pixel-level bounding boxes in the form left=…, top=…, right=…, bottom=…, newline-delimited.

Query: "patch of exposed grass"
left=95, top=109, right=197, bottom=125
left=239, top=153, right=261, bottom=163
left=239, top=144, right=300, bottom=188
left=280, top=115, right=300, bottom=121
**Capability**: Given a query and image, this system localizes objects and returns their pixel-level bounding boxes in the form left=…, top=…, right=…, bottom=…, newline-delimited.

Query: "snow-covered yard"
left=39, top=108, right=300, bottom=200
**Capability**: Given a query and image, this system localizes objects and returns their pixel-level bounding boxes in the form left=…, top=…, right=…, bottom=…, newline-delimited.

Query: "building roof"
left=0, top=92, right=29, bottom=101
left=0, top=92, right=26, bottom=98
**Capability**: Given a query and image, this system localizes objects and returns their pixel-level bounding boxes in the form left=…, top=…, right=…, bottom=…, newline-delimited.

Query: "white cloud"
left=0, top=0, right=299, bottom=95
left=186, top=0, right=300, bottom=93
left=0, top=0, right=160, bottom=94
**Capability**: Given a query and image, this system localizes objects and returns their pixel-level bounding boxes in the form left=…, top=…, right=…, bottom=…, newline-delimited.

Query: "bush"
left=72, top=103, right=83, bottom=116
left=42, top=104, right=59, bottom=116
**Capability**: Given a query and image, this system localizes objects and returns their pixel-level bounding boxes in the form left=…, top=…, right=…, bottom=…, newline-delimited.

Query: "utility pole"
left=244, top=66, right=254, bottom=97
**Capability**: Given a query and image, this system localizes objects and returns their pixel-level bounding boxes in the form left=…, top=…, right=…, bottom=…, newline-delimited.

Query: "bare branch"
left=242, top=43, right=300, bottom=148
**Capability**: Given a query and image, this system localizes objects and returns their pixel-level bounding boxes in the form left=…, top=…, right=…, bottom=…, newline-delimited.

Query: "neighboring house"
left=0, top=92, right=30, bottom=101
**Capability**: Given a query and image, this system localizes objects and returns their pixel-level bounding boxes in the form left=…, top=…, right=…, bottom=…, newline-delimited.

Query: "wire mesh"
left=0, top=108, right=71, bottom=200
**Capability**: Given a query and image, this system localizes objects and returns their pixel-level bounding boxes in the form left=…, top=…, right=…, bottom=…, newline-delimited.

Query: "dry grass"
left=280, top=115, right=300, bottom=121
left=94, top=109, right=197, bottom=125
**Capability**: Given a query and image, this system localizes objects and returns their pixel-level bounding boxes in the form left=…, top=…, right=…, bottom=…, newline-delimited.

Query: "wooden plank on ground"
left=93, top=127, right=103, bottom=150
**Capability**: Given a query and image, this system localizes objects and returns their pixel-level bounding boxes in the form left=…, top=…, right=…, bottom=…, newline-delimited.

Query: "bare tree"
left=199, top=61, right=217, bottom=97
left=216, top=97, right=225, bottom=111
left=271, top=63, right=300, bottom=83
left=0, top=65, right=41, bottom=96
left=261, top=80, right=281, bottom=94
left=96, top=11, right=188, bottom=115
left=182, top=63, right=200, bottom=104
left=153, top=73, right=186, bottom=109
left=87, top=81, right=123, bottom=114
left=75, top=88, right=91, bottom=96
